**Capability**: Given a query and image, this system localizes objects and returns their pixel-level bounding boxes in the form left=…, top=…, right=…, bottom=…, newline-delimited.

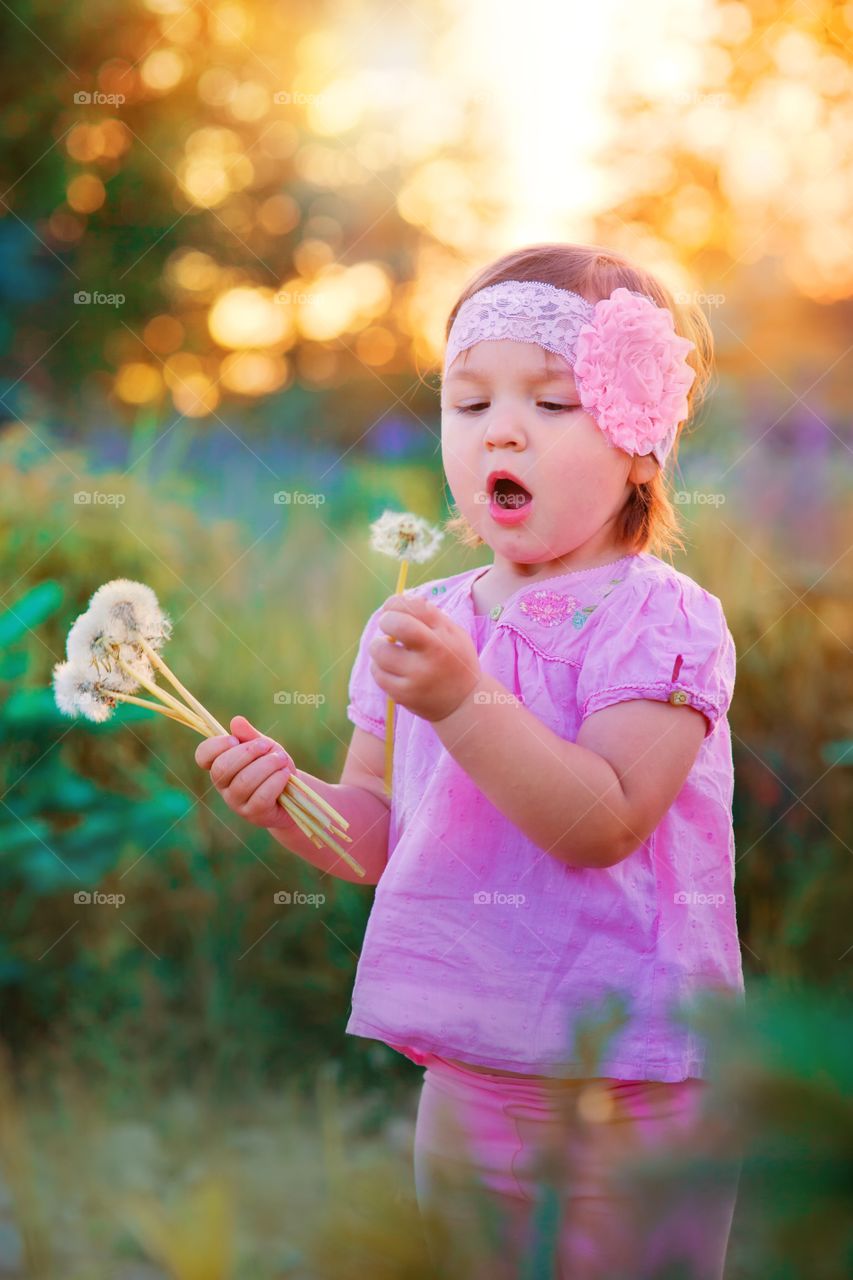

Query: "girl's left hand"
left=369, top=593, right=481, bottom=722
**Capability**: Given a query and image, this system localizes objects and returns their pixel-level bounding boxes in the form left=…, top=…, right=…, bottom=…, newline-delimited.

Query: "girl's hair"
left=439, top=243, right=714, bottom=561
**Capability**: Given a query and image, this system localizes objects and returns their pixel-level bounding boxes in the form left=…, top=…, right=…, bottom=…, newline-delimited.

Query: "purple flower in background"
left=365, top=415, right=423, bottom=458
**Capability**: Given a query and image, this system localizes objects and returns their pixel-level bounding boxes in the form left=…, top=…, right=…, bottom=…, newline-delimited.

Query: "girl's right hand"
left=194, top=714, right=296, bottom=829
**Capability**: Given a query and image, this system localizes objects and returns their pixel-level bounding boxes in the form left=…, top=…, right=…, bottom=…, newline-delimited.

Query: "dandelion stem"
left=138, top=637, right=228, bottom=735
left=114, top=653, right=199, bottom=721
left=109, top=690, right=208, bottom=735
left=288, top=775, right=351, bottom=831
left=383, top=557, right=409, bottom=795
left=277, top=793, right=321, bottom=845
left=276, top=791, right=365, bottom=877
left=280, top=783, right=349, bottom=839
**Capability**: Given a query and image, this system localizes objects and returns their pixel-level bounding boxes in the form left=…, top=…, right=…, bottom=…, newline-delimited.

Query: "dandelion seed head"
left=98, top=652, right=155, bottom=694
left=368, top=511, right=444, bottom=563
left=66, top=611, right=112, bottom=667
left=88, top=579, right=172, bottom=650
left=52, top=660, right=114, bottom=723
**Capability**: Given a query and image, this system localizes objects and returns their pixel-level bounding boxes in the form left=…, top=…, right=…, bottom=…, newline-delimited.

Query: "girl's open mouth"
left=488, top=476, right=534, bottom=525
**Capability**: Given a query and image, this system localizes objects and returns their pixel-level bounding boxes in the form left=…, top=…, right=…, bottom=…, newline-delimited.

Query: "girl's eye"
left=455, top=402, right=580, bottom=414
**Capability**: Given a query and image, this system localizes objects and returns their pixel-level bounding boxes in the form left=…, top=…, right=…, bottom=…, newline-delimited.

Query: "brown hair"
left=438, top=243, right=714, bottom=561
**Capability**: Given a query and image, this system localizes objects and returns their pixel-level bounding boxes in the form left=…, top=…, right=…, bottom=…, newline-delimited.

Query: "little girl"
left=196, top=243, right=744, bottom=1279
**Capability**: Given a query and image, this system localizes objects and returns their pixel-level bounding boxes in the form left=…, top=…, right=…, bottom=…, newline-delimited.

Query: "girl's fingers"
left=225, top=751, right=292, bottom=805
left=376, top=610, right=430, bottom=648
left=195, top=733, right=238, bottom=770
left=369, top=636, right=412, bottom=678
left=241, top=763, right=295, bottom=820
left=210, top=737, right=275, bottom=787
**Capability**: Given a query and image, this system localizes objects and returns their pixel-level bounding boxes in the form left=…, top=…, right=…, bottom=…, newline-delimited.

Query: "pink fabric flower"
left=573, top=287, right=696, bottom=457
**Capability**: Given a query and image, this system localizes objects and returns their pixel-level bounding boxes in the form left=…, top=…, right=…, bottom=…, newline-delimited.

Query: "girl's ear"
left=627, top=453, right=658, bottom=485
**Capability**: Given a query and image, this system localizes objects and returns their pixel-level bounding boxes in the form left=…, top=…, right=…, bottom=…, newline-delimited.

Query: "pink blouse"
left=345, top=552, right=744, bottom=1081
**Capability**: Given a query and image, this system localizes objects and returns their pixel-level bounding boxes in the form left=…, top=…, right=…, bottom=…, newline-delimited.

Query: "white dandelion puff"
left=87, top=578, right=172, bottom=650
left=66, top=611, right=111, bottom=667
left=65, top=607, right=155, bottom=691
left=52, top=660, right=114, bottom=724
left=368, top=511, right=444, bottom=564
left=53, top=578, right=365, bottom=878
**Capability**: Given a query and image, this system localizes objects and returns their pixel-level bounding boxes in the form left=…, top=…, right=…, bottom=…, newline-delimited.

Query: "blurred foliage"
left=0, top=0, right=450, bottom=431
left=600, top=1, right=853, bottom=300
left=0, top=983, right=848, bottom=1277
left=0, top=423, right=474, bottom=1098
left=2, top=0, right=852, bottom=442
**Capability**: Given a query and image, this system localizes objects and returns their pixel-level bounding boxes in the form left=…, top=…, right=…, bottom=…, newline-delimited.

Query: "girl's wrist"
left=432, top=670, right=494, bottom=728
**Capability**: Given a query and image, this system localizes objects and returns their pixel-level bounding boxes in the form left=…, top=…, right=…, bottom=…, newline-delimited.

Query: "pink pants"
left=413, top=1053, right=741, bottom=1280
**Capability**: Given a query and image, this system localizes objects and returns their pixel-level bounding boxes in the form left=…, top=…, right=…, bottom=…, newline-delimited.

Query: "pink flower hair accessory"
left=442, top=279, right=697, bottom=467
left=573, top=287, right=696, bottom=461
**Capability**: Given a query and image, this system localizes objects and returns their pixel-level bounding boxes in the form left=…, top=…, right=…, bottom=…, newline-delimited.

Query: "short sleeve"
left=346, top=601, right=388, bottom=739
left=576, top=574, right=736, bottom=739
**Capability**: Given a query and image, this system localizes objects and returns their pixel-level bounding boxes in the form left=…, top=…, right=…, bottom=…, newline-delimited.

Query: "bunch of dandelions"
left=368, top=512, right=445, bottom=795
left=52, top=579, right=363, bottom=878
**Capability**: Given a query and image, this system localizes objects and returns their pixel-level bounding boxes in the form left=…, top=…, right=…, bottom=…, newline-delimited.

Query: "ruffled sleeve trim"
left=576, top=571, right=736, bottom=739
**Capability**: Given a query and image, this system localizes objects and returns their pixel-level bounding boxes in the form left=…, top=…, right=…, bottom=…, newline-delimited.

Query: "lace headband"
left=442, top=279, right=696, bottom=467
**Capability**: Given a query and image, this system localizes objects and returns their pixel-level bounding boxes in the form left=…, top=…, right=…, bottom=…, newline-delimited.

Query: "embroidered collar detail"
left=516, top=578, right=625, bottom=629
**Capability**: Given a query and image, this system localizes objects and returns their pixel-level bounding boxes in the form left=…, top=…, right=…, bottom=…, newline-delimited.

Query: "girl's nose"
left=483, top=408, right=526, bottom=449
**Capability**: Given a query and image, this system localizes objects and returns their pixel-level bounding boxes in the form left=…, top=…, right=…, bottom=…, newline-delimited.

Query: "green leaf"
left=0, top=580, right=63, bottom=648
left=2, top=687, right=69, bottom=729
left=820, top=739, right=853, bottom=767
left=0, top=650, right=28, bottom=680
left=0, top=818, right=54, bottom=855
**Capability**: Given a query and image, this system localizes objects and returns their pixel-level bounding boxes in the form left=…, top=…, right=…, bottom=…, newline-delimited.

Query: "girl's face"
left=440, top=338, right=656, bottom=571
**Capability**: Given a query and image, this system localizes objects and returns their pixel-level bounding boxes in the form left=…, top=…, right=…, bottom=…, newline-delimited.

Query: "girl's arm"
left=268, top=726, right=390, bottom=884
left=431, top=672, right=706, bottom=870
